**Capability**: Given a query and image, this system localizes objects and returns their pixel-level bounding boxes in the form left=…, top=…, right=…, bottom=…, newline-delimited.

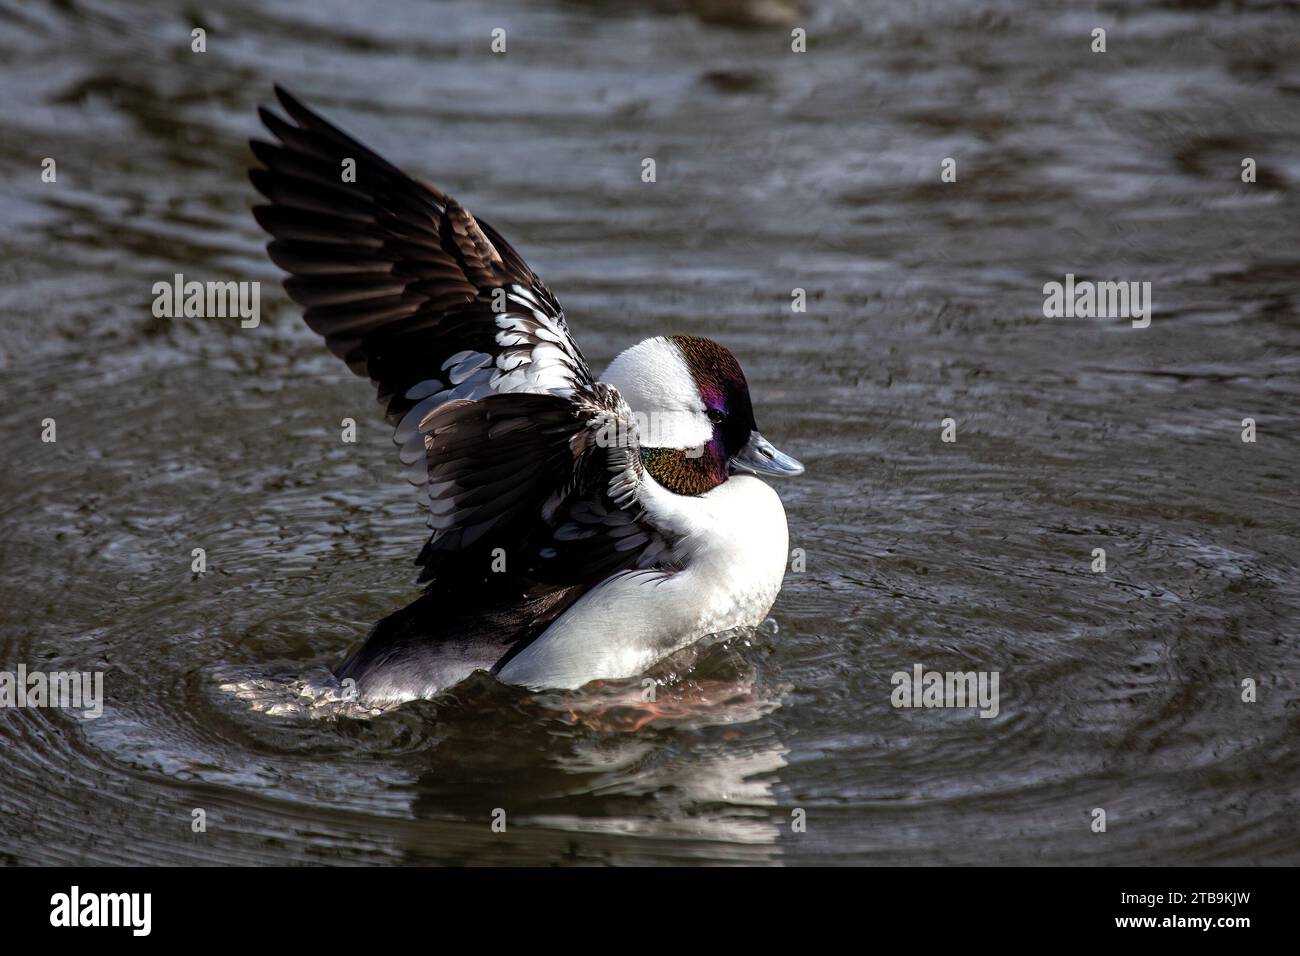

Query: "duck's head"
left=601, top=335, right=803, bottom=495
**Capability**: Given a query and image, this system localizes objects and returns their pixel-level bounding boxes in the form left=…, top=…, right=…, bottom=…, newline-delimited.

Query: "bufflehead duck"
left=250, top=87, right=803, bottom=704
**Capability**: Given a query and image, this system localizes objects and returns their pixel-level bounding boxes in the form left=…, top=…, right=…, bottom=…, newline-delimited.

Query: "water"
left=2, top=0, right=1299, bottom=865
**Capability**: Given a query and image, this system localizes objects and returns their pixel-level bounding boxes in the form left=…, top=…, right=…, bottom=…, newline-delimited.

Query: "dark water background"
left=2, top=0, right=1299, bottom=864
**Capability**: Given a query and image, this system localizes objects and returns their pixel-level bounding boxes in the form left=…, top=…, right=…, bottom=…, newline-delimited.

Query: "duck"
left=249, top=87, right=803, bottom=705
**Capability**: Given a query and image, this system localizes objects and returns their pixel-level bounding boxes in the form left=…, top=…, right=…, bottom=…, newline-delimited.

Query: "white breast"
left=496, top=476, right=790, bottom=690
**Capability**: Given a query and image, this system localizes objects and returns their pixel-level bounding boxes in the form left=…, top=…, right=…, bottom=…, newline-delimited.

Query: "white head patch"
left=599, top=337, right=713, bottom=450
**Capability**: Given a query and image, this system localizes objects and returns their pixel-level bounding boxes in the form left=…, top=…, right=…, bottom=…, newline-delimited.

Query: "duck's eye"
left=706, top=408, right=725, bottom=425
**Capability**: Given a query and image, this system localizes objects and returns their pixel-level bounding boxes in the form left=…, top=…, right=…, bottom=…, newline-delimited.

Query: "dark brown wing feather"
left=250, top=85, right=589, bottom=431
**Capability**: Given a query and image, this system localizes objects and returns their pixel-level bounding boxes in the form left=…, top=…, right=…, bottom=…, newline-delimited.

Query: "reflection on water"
left=2, top=0, right=1300, bottom=865
left=211, top=630, right=790, bottom=860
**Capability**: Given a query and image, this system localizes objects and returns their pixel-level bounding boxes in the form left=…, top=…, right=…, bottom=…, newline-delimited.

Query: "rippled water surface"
left=2, top=0, right=1299, bottom=865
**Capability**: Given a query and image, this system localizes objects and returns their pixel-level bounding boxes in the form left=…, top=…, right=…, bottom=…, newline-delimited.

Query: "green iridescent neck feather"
left=640, top=445, right=727, bottom=496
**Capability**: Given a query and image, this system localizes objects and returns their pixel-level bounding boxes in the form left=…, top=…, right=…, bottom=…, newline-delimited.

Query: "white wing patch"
left=392, top=286, right=588, bottom=509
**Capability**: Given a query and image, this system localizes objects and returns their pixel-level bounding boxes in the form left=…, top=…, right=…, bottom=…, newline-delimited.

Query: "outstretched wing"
left=250, top=86, right=591, bottom=496
left=250, top=88, right=671, bottom=590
